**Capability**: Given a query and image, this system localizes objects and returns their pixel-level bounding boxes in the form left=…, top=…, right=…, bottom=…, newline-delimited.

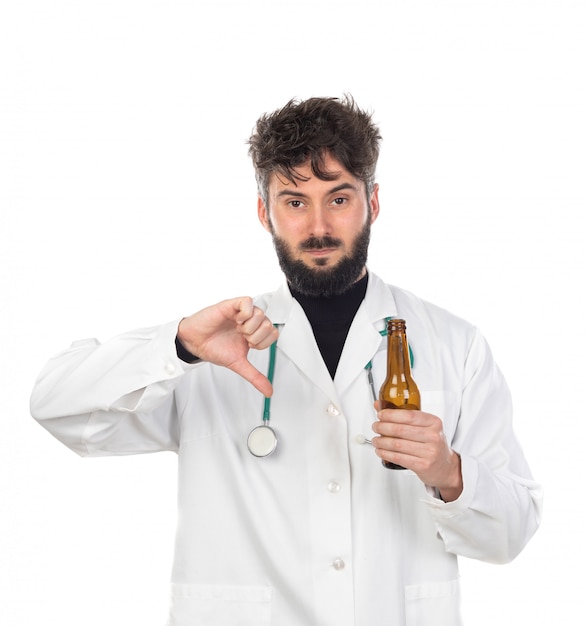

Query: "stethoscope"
left=247, top=318, right=414, bottom=458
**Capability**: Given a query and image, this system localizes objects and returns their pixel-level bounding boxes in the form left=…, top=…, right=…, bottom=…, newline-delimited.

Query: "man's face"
left=258, top=153, right=380, bottom=297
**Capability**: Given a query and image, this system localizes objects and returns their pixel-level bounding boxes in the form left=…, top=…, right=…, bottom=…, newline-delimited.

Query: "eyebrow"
left=276, top=182, right=360, bottom=199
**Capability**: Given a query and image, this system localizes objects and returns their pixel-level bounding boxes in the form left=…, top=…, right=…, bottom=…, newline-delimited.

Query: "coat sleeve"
left=423, top=327, right=543, bottom=564
left=30, top=319, right=197, bottom=457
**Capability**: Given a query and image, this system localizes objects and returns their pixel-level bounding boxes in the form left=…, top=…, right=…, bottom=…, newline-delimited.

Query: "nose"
left=308, top=206, right=331, bottom=237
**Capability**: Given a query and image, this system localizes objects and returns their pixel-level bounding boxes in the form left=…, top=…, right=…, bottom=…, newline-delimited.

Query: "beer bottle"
left=379, top=318, right=420, bottom=470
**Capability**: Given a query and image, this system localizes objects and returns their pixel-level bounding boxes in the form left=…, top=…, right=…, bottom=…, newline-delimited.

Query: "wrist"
left=438, top=453, right=463, bottom=503
left=175, top=329, right=201, bottom=364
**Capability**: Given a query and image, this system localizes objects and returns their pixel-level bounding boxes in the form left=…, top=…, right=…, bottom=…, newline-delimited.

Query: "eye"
left=288, top=199, right=305, bottom=209
left=332, top=197, right=347, bottom=206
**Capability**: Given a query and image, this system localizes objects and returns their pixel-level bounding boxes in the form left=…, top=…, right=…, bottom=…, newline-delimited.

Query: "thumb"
left=230, top=358, right=274, bottom=398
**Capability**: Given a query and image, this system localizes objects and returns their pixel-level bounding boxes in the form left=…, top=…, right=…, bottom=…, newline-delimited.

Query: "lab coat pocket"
left=405, top=579, right=462, bottom=626
left=168, top=583, right=272, bottom=626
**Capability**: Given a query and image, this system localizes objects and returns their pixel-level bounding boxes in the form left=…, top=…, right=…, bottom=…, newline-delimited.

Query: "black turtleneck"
left=290, top=273, right=368, bottom=378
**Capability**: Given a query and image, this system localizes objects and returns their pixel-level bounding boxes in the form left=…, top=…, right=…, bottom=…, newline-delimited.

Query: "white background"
left=1, top=0, right=584, bottom=624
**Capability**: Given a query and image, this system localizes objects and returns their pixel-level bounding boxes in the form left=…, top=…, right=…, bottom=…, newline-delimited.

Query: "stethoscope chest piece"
left=247, top=424, right=278, bottom=458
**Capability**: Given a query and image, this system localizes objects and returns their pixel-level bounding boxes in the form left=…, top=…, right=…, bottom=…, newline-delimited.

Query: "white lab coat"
left=30, top=272, right=542, bottom=626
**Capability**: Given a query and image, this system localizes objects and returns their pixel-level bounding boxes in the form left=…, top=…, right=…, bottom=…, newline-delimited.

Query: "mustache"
left=298, top=236, right=343, bottom=251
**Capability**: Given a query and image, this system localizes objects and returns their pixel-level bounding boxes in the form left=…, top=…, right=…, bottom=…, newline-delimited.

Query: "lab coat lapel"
left=264, top=284, right=337, bottom=399
left=334, top=272, right=398, bottom=394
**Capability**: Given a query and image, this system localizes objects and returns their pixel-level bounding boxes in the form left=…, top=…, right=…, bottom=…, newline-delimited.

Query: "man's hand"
left=177, top=297, right=279, bottom=397
left=371, top=402, right=463, bottom=502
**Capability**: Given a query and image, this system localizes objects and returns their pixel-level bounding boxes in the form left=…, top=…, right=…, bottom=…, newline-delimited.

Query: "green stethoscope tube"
left=262, top=339, right=277, bottom=424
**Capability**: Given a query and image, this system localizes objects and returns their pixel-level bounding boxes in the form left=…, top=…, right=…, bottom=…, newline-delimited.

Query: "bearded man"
left=31, top=95, right=541, bottom=626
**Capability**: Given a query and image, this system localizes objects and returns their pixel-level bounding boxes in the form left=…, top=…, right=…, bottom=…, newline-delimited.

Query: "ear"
left=369, top=183, right=381, bottom=224
left=257, top=196, right=272, bottom=232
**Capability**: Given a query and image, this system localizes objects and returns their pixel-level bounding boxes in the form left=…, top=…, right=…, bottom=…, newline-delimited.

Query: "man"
left=30, top=96, right=542, bottom=625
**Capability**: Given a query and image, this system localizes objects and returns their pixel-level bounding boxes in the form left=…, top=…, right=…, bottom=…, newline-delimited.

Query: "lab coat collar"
left=263, top=270, right=398, bottom=398
left=264, top=282, right=337, bottom=399
left=334, top=271, right=398, bottom=393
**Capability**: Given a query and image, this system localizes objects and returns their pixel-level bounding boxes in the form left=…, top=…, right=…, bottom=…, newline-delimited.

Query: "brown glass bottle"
left=379, top=318, right=420, bottom=470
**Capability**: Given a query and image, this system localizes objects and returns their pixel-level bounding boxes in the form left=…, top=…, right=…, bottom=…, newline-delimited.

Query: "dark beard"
left=271, top=221, right=371, bottom=297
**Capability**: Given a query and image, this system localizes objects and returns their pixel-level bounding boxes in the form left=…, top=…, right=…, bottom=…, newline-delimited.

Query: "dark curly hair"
left=248, top=95, right=381, bottom=207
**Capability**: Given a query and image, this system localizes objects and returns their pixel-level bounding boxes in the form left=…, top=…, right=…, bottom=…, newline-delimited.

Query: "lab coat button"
left=332, top=558, right=345, bottom=571
left=328, top=481, right=341, bottom=494
left=327, top=404, right=340, bottom=416
left=165, top=362, right=176, bottom=375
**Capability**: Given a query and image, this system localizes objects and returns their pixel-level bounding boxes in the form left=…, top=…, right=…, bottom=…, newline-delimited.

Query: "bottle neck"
left=386, top=330, right=412, bottom=376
